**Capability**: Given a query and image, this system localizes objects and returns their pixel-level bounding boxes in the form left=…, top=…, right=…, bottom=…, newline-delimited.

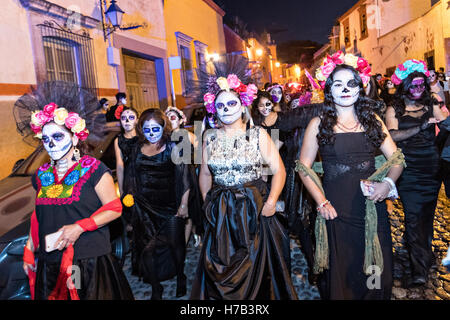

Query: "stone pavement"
left=123, top=237, right=321, bottom=300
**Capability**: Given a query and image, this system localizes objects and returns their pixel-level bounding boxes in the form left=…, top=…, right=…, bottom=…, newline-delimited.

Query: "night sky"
left=215, top=0, right=358, bottom=45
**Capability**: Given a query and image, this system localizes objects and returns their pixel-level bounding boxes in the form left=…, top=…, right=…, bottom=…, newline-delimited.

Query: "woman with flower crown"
left=190, top=56, right=297, bottom=300
left=14, top=81, right=134, bottom=300
left=385, top=60, right=447, bottom=287
left=297, top=52, right=405, bottom=299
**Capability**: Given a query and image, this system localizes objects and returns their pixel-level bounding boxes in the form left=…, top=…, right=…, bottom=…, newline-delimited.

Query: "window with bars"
left=39, top=22, right=98, bottom=96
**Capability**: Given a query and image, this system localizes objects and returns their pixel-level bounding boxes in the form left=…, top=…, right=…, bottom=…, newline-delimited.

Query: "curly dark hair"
left=391, top=71, right=437, bottom=118
left=251, top=90, right=274, bottom=125
left=136, top=108, right=172, bottom=149
left=317, top=64, right=386, bottom=147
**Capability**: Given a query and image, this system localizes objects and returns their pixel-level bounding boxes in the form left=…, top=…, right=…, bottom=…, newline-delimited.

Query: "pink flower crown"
left=315, top=51, right=371, bottom=89
left=391, top=59, right=430, bottom=85
left=30, top=103, right=89, bottom=141
left=203, top=74, right=258, bottom=114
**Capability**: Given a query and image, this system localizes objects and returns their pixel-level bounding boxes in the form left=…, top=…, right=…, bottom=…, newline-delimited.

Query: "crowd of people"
left=14, top=52, right=450, bottom=300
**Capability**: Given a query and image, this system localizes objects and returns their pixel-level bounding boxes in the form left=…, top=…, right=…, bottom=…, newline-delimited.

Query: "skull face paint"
left=428, top=70, right=437, bottom=83
left=269, top=87, right=283, bottom=103
left=386, top=80, right=394, bottom=89
left=290, top=98, right=300, bottom=109
left=143, top=119, right=164, bottom=144
left=215, top=91, right=243, bottom=125
left=42, top=122, right=73, bottom=161
left=120, top=109, right=137, bottom=133
left=257, top=97, right=273, bottom=117
left=331, top=69, right=360, bottom=107
left=408, top=77, right=426, bottom=100
left=166, top=111, right=181, bottom=130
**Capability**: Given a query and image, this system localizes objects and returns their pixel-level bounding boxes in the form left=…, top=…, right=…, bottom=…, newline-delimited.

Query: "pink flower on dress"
left=43, top=103, right=57, bottom=117
left=227, top=74, right=241, bottom=89
left=39, top=163, right=51, bottom=172
left=65, top=112, right=82, bottom=129
left=80, top=156, right=96, bottom=168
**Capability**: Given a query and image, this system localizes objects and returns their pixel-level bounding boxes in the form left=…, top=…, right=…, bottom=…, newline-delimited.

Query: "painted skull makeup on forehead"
left=120, top=109, right=137, bottom=133
left=331, top=69, right=360, bottom=107
left=258, top=97, right=273, bottom=117
left=143, top=119, right=164, bottom=144
left=408, top=77, right=426, bottom=100
left=215, top=91, right=243, bottom=125
left=42, top=122, right=73, bottom=161
left=269, top=87, right=283, bottom=103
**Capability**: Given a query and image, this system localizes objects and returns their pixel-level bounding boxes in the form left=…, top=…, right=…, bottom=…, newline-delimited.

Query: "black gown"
left=319, top=133, right=393, bottom=300
left=395, top=107, right=441, bottom=279
left=129, top=143, right=190, bottom=295
left=191, top=127, right=297, bottom=300
left=32, top=156, right=134, bottom=300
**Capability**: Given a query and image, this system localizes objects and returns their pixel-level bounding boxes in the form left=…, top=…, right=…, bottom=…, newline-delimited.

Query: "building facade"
left=337, top=0, right=450, bottom=76
left=0, top=0, right=171, bottom=179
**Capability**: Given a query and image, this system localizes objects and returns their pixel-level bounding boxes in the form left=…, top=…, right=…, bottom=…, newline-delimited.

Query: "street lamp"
left=275, top=62, right=281, bottom=68
left=105, top=0, right=124, bottom=28
left=256, top=49, right=263, bottom=57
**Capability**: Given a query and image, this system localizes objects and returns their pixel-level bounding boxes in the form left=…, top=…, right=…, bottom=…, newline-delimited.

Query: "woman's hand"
left=55, top=224, right=84, bottom=250
left=367, top=181, right=390, bottom=202
left=317, top=202, right=338, bottom=220
left=176, top=204, right=189, bottom=219
left=261, top=200, right=277, bottom=217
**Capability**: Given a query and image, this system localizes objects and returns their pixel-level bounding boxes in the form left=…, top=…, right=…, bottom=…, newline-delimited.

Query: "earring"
left=73, top=147, right=81, bottom=162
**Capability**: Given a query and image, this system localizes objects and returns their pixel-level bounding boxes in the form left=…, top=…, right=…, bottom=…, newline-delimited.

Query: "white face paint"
left=120, top=109, right=137, bottom=133
left=143, top=119, right=164, bottom=144
left=166, top=111, right=180, bottom=130
left=258, top=97, right=273, bottom=117
left=42, top=122, right=73, bottom=161
left=120, top=98, right=127, bottom=105
left=270, top=87, right=283, bottom=103
left=331, top=69, right=360, bottom=107
left=387, top=81, right=394, bottom=89
left=215, top=91, right=243, bottom=125
left=290, top=98, right=300, bottom=109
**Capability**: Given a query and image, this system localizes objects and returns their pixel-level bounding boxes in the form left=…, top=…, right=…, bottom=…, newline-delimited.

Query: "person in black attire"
left=386, top=62, right=447, bottom=287
left=106, top=92, right=127, bottom=122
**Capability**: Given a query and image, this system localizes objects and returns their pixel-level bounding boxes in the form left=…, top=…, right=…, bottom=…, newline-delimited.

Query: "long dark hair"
left=317, top=64, right=386, bottom=147
left=136, top=108, right=172, bottom=149
left=251, top=90, right=274, bottom=125
left=391, top=71, right=436, bottom=119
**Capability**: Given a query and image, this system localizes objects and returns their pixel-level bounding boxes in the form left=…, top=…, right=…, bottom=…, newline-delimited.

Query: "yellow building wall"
left=164, top=0, right=226, bottom=107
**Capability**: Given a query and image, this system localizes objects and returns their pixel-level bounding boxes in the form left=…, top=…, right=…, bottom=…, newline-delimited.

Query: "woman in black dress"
left=386, top=60, right=447, bottom=286
left=17, top=81, right=134, bottom=300
left=191, top=68, right=297, bottom=300
left=129, top=108, right=191, bottom=299
left=114, top=106, right=139, bottom=224
left=298, top=61, right=404, bottom=299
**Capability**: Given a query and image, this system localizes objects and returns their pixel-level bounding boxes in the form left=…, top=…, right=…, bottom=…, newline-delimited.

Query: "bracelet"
left=316, top=200, right=330, bottom=211
left=382, top=177, right=395, bottom=191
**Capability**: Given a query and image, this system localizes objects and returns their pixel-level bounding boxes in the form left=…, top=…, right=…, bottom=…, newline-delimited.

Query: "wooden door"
left=123, top=54, right=159, bottom=113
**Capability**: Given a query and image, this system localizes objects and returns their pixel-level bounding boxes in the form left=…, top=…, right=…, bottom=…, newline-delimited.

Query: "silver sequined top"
left=205, top=127, right=263, bottom=187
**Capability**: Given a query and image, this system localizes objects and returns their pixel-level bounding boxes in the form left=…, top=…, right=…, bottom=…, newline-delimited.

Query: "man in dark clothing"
left=106, top=92, right=127, bottom=122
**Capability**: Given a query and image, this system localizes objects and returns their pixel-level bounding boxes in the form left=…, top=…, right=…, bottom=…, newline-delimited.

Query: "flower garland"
left=30, top=103, right=89, bottom=141
left=391, top=59, right=430, bottom=85
left=114, top=105, right=125, bottom=120
left=315, top=51, right=371, bottom=89
left=203, top=74, right=258, bottom=114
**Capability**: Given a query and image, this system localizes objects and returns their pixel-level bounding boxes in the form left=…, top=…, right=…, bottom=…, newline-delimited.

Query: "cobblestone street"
left=124, top=187, right=449, bottom=300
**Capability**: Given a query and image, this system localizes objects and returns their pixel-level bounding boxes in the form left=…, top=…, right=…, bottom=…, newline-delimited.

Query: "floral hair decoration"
left=391, top=59, right=430, bottom=85
left=30, top=103, right=89, bottom=141
left=165, top=106, right=187, bottom=125
left=115, top=105, right=125, bottom=120
left=315, top=51, right=372, bottom=89
left=203, top=74, right=258, bottom=114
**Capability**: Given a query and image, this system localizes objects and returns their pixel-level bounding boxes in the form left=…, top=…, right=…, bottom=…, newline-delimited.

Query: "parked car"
left=0, top=129, right=126, bottom=300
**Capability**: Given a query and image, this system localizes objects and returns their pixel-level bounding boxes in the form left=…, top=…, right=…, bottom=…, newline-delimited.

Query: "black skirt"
left=35, top=253, right=134, bottom=300
left=190, top=179, right=298, bottom=300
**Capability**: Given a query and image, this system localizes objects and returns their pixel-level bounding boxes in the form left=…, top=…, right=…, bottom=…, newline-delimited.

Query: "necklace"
left=336, top=120, right=361, bottom=132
